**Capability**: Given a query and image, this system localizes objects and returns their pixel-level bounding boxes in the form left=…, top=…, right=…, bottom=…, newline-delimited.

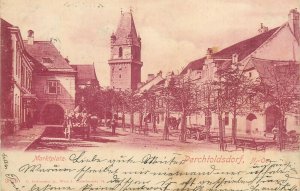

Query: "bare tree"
left=169, top=75, right=199, bottom=142
left=215, top=62, right=259, bottom=144
left=254, top=59, right=299, bottom=150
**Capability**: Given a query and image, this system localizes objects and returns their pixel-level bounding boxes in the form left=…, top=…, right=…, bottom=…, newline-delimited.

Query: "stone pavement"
left=1, top=125, right=47, bottom=151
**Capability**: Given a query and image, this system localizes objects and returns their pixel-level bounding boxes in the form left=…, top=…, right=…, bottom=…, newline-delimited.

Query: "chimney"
left=288, top=8, right=300, bottom=42
left=232, top=53, right=238, bottom=63
left=258, top=23, right=268, bottom=34
left=157, top=70, right=162, bottom=76
left=27, top=30, right=34, bottom=45
left=206, top=48, right=213, bottom=59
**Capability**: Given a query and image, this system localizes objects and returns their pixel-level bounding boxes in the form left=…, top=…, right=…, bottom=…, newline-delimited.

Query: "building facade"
left=1, top=19, right=35, bottom=133
left=108, top=11, right=142, bottom=91
left=181, top=8, right=300, bottom=135
left=24, top=31, right=76, bottom=125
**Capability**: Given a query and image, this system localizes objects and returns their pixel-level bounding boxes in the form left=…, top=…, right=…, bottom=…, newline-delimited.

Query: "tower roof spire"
left=114, top=10, right=140, bottom=46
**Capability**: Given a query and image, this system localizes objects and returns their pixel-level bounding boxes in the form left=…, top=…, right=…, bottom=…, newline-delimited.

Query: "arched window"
left=118, top=47, right=123, bottom=57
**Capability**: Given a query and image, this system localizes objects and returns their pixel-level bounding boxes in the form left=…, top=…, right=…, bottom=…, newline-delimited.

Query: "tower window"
left=119, top=74, right=121, bottom=78
left=119, top=47, right=123, bottom=57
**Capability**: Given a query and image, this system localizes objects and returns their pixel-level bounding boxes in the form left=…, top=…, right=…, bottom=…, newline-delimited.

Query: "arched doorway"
left=42, top=104, right=64, bottom=125
left=246, top=113, right=257, bottom=134
left=265, top=105, right=281, bottom=133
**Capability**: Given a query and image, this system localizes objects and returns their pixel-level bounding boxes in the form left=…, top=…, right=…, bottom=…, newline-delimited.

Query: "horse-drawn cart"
left=63, top=112, right=91, bottom=140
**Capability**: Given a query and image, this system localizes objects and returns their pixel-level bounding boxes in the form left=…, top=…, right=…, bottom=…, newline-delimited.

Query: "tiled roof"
left=181, top=57, right=205, bottom=74
left=137, top=74, right=164, bottom=93
left=71, top=64, right=99, bottom=85
left=252, top=57, right=300, bottom=95
left=212, top=27, right=279, bottom=60
left=1, top=18, right=13, bottom=28
left=24, top=41, right=74, bottom=72
left=182, top=27, right=280, bottom=74
left=114, top=12, right=139, bottom=46
left=252, top=57, right=300, bottom=81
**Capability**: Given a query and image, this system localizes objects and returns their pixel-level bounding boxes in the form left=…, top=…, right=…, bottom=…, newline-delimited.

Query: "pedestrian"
left=26, top=112, right=33, bottom=129
left=272, top=126, right=279, bottom=141
left=90, top=113, right=98, bottom=132
left=176, top=117, right=181, bottom=130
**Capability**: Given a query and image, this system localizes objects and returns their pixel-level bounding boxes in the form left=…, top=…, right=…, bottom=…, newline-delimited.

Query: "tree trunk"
left=163, top=114, right=169, bottom=140
left=122, top=112, right=125, bottom=131
left=152, top=113, right=157, bottom=133
left=218, top=114, right=225, bottom=151
left=130, top=111, right=134, bottom=133
left=232, top=111, right=237, bottom=144
left=180, top=111, right=187, bottom=142
left=278, top=113, right=286, bottom=151
left=104, top=108, right=107, bottom=127
left=205, top=111, right=211, bottom=141
left=139, top=112, right=143, bottom=134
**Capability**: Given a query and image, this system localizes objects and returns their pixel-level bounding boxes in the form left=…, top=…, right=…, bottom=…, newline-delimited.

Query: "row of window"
left=21, top=65, right=32, bottom=91
left=15, top=45, right=32, bottom=91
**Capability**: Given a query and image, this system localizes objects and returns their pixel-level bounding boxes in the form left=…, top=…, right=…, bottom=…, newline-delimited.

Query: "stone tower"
left=108, top=11, right=142, bottom=91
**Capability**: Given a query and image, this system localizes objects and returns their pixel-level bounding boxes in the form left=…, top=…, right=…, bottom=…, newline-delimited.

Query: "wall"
left=32, top=72, right=75, bottom=123
left=252, top=24, right=300, bottom=61
left=110, top=63, right=132, bottom=90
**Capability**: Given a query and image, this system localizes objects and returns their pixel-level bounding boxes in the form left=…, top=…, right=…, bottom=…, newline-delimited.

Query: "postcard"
left=1, top=0, right=300, bottom=190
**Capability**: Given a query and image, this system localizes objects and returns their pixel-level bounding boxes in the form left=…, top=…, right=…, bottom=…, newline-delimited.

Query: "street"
left=25, top=125, right=222, bottom=151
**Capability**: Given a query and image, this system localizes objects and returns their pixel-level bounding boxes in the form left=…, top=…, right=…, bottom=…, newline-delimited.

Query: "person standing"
left=90, top=113, right=98, bottom=132
left=26, top=112, right=33, bottom=129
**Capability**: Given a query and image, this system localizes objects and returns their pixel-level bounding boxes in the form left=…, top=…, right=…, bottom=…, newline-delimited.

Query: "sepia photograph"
left=1, top=0, right=300, bottom=190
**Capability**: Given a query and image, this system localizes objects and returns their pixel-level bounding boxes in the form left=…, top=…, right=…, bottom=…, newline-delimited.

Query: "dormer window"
left=42, top=57, right=53, bottom=63
left=118, top=47, right=123, bottom=57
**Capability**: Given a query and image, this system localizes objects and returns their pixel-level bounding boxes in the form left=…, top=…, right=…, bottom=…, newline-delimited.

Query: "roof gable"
left=1, top=18, right=13, bottom=28
left=181, top=57, right=205, bottom=74
left=212, top=27, right=279, bottom=60
left=71, top=64, right=98, bottom=84
left=181, top=27, right=280, bottom=74
left=24, top=41, right=74, bottom=72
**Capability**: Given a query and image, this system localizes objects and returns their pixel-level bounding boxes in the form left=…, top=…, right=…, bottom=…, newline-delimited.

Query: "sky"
left=1, top=0, right=299, bottom=86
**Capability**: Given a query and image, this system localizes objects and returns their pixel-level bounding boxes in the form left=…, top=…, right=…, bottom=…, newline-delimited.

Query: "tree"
left=122, top=90, right=141, bottom=133
left=254, top=59, right=299, bottom=150
left=98, top=89, right=115, bottom=126
left=215, top=62, right=259, bottom=144
left=168, top=74, right=199, bottom=142
left=198, top=81, right=215, bottom=141
left=138, top=90, right=158, bottom=133
left=76, top=85, right=100, bottom=114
